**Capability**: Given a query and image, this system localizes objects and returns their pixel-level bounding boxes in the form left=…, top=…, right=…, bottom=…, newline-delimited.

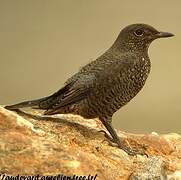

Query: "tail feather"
left=5, top=84, right=72, bottom=111
left=5, top=96, right=49, bottom=110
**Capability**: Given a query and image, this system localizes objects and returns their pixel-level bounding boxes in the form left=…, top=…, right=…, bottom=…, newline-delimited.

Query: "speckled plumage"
left=5, top=24, right=174, bottom=155
left=47, top=51, right=151, bottom=119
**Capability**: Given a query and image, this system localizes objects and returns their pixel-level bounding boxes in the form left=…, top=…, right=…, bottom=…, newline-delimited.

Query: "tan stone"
left=0, top=106, right=181, bottom=179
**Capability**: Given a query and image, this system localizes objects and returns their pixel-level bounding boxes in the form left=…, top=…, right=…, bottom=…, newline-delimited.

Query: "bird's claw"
left=99, top=130, right=148, bottom=156
left=121, top=146, right=148, bottom=156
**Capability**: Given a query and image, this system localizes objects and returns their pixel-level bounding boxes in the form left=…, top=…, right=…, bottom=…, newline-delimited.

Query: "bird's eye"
left=134, top=29, right=144, bottom=36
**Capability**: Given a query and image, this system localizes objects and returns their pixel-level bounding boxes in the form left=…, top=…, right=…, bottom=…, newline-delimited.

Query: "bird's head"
left=114, top=23, right=174, bottom=52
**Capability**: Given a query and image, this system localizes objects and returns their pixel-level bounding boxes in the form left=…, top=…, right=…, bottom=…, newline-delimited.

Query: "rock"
left=0, top=106, right=181, bottom=179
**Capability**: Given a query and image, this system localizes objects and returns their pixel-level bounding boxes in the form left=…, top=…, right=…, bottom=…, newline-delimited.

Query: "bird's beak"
left=156, top=31, right=174, bottom=38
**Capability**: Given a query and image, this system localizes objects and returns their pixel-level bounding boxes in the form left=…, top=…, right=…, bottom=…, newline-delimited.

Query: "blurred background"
left=0, top=0, right=180, bottom=133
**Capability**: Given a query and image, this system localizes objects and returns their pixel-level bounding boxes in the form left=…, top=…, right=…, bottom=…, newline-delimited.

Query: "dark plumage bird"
left=5, top=24, right=174, bottom=155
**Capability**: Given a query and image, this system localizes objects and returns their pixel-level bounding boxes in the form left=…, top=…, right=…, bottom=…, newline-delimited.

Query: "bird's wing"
left=43, top=73, right=96, bottom=113
left=44, top=53, right=136, bottom=114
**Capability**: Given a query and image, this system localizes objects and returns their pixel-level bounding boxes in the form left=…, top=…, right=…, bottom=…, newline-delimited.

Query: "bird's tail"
left=5, top=96, right=51, bottom=110
left=5, top=84, right=71, bottom=111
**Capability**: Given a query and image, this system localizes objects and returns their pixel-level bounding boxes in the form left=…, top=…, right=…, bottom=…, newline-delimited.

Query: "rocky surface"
left=0, top=106, right=181, bottom=179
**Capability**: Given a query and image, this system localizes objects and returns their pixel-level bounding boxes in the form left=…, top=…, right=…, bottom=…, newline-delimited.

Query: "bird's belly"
left=69, top=70, right=150, bottom=119
left=91, top=73, right=148, bottom=117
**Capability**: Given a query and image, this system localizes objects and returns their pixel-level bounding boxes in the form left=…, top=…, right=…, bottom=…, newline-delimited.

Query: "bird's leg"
left=100, top=117, right=145, bottom=156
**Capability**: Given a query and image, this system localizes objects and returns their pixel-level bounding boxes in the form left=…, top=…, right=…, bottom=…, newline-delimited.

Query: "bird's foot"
left=98, top=130, right=148, bottom=156
left=102, top=137, right=147, bottom=156
left=119, top=145, right=147, bottom=156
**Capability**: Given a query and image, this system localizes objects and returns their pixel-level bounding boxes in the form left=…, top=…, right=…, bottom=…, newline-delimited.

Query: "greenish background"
left=0, top=0, right=180, bottom=133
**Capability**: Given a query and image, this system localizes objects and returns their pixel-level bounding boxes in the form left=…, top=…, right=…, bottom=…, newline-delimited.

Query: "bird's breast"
left=90, top=57, right=151, bottom=116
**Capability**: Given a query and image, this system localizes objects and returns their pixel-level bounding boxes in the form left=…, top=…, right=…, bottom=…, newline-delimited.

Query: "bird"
left=5, top=23, right=174, bottom=155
